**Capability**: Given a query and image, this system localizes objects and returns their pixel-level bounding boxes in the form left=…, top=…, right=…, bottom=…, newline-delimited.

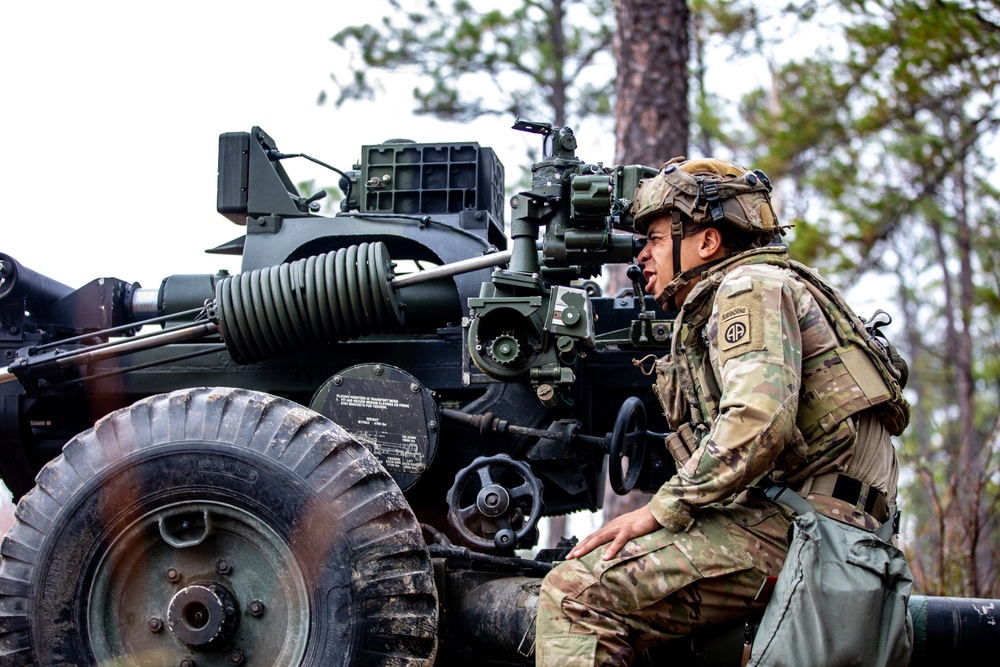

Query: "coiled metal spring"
left=215, top=242, right=402, bottom=364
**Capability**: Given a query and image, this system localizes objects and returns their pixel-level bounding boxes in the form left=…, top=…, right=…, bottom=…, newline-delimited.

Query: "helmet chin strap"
left=653, top=210, right=726, bottom=311
left=654, top=264, right=721, bottom=311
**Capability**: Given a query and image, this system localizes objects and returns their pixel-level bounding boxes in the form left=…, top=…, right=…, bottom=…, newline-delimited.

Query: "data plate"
left=310, top=364, right=439, bottom=490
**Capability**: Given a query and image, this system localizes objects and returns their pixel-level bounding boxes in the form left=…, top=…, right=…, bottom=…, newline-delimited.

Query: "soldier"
left=534, top=157, right=909, bottom=666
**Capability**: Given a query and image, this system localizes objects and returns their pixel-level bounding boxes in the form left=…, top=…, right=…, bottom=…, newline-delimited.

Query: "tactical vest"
left=652, top=247, right=910, bottom=469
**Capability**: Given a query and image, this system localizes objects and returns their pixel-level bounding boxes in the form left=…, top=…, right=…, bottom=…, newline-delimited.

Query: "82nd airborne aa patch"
left=720, top=307, right=751, bottom=352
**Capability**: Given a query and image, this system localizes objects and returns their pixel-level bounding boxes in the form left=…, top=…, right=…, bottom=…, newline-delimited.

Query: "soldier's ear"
left=698, top=227, right=725, bottom=259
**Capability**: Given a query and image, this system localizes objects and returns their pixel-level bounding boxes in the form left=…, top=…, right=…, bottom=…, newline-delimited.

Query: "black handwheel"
left=0, top=387, right=438, bottom=666
left=608, top=396, right=648, bottom=495
left=446, top=454, right=543, bottom=551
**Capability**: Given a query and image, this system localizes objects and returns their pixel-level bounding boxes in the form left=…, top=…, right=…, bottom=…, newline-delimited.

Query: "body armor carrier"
left=651, top=247, right=909, bottom=469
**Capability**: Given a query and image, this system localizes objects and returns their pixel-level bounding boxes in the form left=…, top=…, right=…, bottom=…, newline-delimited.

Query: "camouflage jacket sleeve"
left=648, top=265, right=804, bottom=531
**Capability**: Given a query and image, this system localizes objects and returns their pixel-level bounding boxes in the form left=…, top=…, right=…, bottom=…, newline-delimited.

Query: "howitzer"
left=0, top=123, right=996, bottom=666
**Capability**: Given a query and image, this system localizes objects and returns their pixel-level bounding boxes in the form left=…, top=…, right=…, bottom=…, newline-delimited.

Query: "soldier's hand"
left=566, top=505, right=661, bottom=561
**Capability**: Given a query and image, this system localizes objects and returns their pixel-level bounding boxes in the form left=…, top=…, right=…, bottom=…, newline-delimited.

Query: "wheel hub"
left=167, top=582, right=239, bottom=649
left=88, top=500, right=310, bottom=666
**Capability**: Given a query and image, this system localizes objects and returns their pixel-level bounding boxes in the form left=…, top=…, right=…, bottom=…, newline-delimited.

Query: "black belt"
left=786, top=474, right=890, bottom=524
left=825, top=475, right=890, bottom=524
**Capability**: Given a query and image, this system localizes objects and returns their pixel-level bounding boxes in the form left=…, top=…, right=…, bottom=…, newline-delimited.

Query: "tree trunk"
left=614, top=0, right=689, bottom=167
left=604, top=0, right=690, bottom=519
left=549, top=0, right=567, bottom=126
left=952, top=160, right=989, bottom=596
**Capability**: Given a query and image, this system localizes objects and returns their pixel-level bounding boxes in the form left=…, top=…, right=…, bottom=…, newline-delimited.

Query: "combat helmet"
left=631, top=156, right=779, bottom=240
left=631, top=157, right=782, bottom=310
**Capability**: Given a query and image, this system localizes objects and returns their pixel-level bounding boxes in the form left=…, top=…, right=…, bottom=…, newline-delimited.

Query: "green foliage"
left=727, top=0, right=1000, bottom=596
left=691, top=0, right=1000, bottom=596
left=689, top=0, right=747, bottom=156
left=752, top=0, right=1000, bottom=276
left=326, top=0, right=615, bottom=124
left=690, top=0, right=767, bottom=55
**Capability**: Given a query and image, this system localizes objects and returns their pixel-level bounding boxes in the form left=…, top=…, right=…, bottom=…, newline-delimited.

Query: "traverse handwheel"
left=446, top=454, right=543, bottom=551
left=608, top=396, right=648, bottom=495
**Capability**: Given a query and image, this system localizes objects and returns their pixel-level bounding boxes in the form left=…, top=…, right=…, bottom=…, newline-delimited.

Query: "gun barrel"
left=0, top=253, right=74, bottom=311
left=910, top=594, right=1000, bottom=663
left=450, top=582, right=1000, bottom=664
left=3, top=243, right=510, bottom=386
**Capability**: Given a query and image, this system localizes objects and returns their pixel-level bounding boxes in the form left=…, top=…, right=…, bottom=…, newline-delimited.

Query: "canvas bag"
left=747, top=488, right=914, bottom=667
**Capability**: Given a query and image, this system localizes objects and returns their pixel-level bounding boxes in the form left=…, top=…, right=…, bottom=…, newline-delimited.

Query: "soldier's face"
left=636, top=215, right=705, bottom=300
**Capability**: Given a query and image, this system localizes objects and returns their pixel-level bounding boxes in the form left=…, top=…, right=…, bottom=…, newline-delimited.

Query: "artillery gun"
left=0, top=122, right=996, bottom=666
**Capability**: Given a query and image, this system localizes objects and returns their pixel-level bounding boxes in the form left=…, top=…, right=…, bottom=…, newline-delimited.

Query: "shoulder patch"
left=720, top=310, right=752, bottom=353
left=717, top=281, right=766, bottom=361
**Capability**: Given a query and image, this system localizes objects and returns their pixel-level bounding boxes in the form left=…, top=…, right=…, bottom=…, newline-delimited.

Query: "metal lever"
left=626, top=264, right=648, bottom=317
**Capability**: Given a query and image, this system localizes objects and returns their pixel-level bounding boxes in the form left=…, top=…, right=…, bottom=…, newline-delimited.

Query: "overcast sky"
left=0, top=1, right=569, bottom=291
left=6, top=1, right=935, bottom=303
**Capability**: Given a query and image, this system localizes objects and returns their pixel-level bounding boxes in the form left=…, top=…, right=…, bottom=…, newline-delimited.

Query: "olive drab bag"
left=747, top=488, right=913, bottom=667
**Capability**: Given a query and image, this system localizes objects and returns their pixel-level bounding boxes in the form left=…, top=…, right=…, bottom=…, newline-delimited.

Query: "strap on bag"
left=765, top=484, right=896, bottom=542
left=764, top=484, right=899, bottom=542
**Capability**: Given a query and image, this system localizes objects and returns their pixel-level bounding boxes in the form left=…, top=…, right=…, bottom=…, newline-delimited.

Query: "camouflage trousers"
left=535, top=495, right=792, bottom=667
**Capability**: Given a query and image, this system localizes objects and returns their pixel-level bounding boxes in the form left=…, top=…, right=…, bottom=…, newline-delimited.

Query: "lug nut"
left=216, top=558, right=232, bottom=575
left=248, top=599, right=265, bottom=617
left=147, top=616, right=163, bottom=633
left=179, top=659, right=195, bottom=667
left=166, top=567, right=182, bottom=583
left=229, top=649, right=246, bottom=665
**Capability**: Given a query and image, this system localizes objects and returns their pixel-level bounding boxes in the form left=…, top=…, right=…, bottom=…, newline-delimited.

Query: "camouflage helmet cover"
left=631, top=157, right=780, bottom=243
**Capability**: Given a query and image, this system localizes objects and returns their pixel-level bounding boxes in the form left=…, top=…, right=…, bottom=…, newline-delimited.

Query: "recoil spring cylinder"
left=215, top=242, right=403, bottom=364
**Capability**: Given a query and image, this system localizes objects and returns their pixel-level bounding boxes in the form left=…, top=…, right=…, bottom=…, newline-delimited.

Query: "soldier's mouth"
left=642, top=269, right=656, bottom=294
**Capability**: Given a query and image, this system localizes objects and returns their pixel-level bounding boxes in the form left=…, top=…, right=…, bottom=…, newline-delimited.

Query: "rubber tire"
left=0, top=387, right=438, bottom=666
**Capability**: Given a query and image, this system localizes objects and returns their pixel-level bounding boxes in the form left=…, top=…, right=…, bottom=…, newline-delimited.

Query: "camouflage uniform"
left=536, top=245, right=903, bottom=666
